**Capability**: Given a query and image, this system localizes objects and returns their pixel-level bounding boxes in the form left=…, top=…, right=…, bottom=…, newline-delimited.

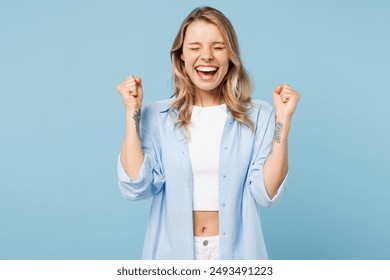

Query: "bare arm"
left=263, top=83, right=300, bottom=199
left=117, top=75, right=144, bottom=180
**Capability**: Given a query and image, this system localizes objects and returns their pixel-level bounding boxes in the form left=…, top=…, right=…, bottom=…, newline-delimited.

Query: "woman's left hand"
left=273, top=83, right=300, bottom=121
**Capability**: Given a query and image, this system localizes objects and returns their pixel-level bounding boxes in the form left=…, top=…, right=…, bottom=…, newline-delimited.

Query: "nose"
left=201, top=48, right=213, bottom=62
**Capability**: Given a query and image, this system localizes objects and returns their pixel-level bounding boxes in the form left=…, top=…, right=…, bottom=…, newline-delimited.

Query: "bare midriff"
left=193, top=211, right=219, bottom=236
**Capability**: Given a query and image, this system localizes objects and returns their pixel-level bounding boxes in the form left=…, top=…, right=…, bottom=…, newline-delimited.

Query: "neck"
left=194, top=88, right=224, bottom=107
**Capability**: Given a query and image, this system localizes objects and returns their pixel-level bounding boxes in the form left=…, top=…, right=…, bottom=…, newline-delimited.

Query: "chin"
left=194, top=82, right=221, bottom=92
left=193, top=75, right=224, bottom=92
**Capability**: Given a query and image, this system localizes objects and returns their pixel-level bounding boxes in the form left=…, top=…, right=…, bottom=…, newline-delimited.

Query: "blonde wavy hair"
left=170, top=6, right=254, bottom=132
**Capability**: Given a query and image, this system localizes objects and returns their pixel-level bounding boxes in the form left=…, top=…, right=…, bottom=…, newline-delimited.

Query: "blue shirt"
left=117, top=98, right=288, bottom=259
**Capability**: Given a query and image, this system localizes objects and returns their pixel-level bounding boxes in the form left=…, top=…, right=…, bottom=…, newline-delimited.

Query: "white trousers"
left=194, top=235, right=220, bottom=260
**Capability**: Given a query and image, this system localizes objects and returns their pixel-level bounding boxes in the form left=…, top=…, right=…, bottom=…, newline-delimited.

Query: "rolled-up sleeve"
left=117, top=105, right=165, bottom=201
left=247, top=104, right=288, bottom=208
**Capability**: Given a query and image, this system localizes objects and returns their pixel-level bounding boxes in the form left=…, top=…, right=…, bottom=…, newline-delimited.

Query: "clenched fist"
left=273, top=83, right=300, bottom=121
left=116, top=75, right=143, bottom=112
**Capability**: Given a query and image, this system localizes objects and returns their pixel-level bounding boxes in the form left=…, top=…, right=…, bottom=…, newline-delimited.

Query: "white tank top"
left=188, top=104, right=227, bottom=211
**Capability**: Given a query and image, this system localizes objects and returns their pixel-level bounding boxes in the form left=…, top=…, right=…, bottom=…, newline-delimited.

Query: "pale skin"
left=117, top=20, right=300, bottom=237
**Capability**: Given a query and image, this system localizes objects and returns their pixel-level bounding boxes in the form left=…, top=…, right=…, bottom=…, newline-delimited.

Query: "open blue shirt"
left=117, top=98, right=288, bottom=259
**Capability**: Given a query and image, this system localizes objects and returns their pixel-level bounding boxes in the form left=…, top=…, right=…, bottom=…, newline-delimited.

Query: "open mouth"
left=195, top=66, right=218, bottom=80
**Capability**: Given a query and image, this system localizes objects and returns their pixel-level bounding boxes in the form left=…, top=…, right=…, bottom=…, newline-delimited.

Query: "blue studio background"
left=1, top=0, right=389, bottom=259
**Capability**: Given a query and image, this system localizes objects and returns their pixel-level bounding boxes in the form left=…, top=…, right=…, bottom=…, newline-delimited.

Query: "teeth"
left=196, top=66, right=218, bottom=72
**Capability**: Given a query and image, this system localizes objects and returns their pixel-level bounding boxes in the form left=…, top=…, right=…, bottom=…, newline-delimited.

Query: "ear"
left=180, top=53, right=185, bottom=61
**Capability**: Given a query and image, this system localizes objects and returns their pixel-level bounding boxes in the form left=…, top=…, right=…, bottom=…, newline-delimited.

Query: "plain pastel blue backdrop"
left=0, top=0, right=389, bottom=259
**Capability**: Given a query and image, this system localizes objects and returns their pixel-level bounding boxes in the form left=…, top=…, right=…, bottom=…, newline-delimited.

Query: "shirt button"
left=222, top=174, right=226, bottom=179
left=222, top=232, right=226, bottom=236
left=224, top=146, right=228, bottom=150
left=221, top=203, right=226, bottom=207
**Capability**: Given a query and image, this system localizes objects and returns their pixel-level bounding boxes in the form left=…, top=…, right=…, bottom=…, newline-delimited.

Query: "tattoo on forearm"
left=269, top=122, right=283, bottom=155
left=132, top=108, right=143, bottom=153
left=273, top=122, right=283, bottom=143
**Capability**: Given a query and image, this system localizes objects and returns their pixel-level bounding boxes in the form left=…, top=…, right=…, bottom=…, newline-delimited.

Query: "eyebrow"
left=188, top=42, right=226, bottom=45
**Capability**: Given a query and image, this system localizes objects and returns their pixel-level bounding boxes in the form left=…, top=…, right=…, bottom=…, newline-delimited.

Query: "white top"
left=188, top=104, right=227, bottom=211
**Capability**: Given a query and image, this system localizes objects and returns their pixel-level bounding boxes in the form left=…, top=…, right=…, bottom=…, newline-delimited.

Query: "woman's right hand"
left=116, top=75, right=143, bottom=112
left=117, top=75, right=145, bottom=180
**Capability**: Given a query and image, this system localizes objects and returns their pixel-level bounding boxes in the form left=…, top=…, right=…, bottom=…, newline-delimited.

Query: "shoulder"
left=248, top=99, right=274, bottom=120
left=248, top=99, right=275, bottom=135
left=143, top=97, right=175, bottom=115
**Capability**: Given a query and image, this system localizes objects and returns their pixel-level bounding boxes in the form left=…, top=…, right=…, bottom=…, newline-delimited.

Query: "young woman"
left=116, top=6, right=300, bottom=260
